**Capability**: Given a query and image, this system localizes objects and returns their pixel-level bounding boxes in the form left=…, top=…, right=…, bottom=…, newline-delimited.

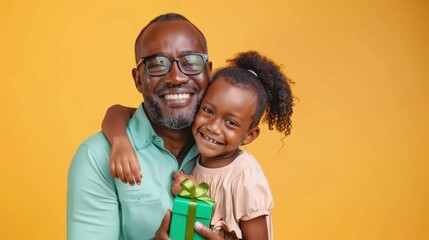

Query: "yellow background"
left=1, top=0, right=428, bottom=239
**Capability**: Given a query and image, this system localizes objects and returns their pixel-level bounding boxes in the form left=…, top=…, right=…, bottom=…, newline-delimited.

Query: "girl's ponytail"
left=227, top=51, right=294, bottom=136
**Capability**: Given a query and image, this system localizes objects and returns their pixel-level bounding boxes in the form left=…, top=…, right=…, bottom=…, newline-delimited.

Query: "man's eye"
left=183, top=61, right=197, bottom=66
left=148, top=64, right=167, bottom=70
left=182, top=61, right=200, bottom=70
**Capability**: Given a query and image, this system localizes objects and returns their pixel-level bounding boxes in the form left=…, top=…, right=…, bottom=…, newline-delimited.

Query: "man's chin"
left=154, top=108, right=195, bottom=129
left=145, top=99, right=199, bottom=130
left=159, top=115, right=194, bottom=129
left=162, top=106, right=195, bottom=117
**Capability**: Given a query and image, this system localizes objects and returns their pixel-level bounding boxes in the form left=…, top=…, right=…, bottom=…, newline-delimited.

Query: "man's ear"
left=242, top=127, right=260, bottom=146
left=207, top=61, right=213, bottom=80
left=132, top=68, right=143, bottom=93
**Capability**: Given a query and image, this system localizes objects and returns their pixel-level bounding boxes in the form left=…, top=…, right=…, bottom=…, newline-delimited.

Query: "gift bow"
left=178, top=178, right=215, bottom=239
left=178, top=178, right=215, bottom=205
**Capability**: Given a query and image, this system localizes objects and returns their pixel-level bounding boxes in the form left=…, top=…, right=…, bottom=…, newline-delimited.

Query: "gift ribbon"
left=178, top=178, right=214, bottom=240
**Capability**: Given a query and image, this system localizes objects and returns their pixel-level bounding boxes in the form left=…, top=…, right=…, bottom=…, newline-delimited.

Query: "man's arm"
left=67, top=143, right=120, bottom=240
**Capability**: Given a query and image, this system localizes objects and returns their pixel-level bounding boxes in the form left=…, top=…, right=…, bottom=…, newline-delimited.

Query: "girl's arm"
left=102, top=104, right=141, bottom=185
left=240, top=216, right=269, bottom=240
left=232, top=166, right=272, bottom=240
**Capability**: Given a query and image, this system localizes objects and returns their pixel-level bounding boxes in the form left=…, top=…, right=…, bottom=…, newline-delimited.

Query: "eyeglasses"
left=136, top=53, right=209, bottom=76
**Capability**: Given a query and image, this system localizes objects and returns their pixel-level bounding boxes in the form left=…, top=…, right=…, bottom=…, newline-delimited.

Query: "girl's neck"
left=199, top=149, right=243, bottom=168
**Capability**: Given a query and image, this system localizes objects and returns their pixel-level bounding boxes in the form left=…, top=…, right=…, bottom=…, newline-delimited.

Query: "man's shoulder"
left=69, top=132, right=112, bottom=180
left=81, top=130, right=109, bottom=147
left=82, top=131, right=110, bottom=147
left=74, top=132, right=111, bottom=164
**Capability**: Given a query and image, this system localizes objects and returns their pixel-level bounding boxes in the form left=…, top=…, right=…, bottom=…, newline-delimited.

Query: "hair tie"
left=247, top=69, right=258, bottom=78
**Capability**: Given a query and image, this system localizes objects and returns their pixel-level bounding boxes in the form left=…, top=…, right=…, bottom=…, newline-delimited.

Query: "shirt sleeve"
left=231, top=168, right=274, bottom=221
left=67, top=144, right=120, bottom=240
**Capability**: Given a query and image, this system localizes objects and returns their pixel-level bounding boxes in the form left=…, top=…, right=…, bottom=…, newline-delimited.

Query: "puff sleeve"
left=231, top=167, right=274, bottom=221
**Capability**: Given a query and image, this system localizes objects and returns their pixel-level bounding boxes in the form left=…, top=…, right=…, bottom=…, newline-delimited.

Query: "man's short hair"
left=134, top=13, right=208, bottom=63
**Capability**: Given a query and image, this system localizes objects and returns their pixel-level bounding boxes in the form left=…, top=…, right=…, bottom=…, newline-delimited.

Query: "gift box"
left=170, top=179, right=215, bottom=240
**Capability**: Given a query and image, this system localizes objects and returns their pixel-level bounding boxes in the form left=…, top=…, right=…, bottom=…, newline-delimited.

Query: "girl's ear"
left=242, top=127, right=260, bottom=146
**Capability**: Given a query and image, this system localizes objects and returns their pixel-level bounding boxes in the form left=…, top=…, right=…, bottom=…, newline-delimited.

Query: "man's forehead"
left=138, top=20, right=205, bottom=57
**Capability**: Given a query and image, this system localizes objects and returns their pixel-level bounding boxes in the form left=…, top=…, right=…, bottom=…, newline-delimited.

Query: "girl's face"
left=192, top=77, right=260, bottom=166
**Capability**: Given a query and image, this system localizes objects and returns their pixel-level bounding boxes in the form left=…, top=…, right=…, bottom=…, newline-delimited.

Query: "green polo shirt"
left=67, top=104, right=198, bottom=240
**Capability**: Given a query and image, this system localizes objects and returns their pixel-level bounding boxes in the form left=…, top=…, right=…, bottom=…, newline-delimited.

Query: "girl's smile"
left=199, top=132, right=222, bottom=145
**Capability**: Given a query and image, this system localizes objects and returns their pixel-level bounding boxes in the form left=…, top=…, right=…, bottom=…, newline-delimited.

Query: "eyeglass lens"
left=145, top=54, right=205, bottom=76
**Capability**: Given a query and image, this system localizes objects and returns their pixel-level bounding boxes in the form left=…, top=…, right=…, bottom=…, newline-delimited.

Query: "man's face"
left=133, top=20, right=211, bottom=130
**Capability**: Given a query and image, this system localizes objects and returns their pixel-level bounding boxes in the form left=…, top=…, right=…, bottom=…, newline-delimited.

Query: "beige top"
left=193, top=151, right=274, bottom=239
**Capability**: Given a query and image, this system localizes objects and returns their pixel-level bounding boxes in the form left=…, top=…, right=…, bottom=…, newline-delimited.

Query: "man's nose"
left=164, top=61, right=189, bottom=85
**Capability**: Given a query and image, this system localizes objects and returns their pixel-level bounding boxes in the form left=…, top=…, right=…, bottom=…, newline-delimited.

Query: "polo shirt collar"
left=127, top=104, right=200, bottom=169
left=128, top=104, right=162, bottom=150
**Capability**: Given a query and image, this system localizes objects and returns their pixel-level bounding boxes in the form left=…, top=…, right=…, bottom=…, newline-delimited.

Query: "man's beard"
left=146, top=99, right=199, bottom=130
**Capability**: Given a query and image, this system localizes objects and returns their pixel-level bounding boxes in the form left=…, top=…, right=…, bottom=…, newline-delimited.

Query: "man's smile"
left=163, top=93, right=191, bottom=100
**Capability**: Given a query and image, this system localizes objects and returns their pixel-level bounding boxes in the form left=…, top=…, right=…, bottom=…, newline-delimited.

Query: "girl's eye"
left=202, top=107, right=213, bottom=114
left=225, top=119, right=238, bottom=127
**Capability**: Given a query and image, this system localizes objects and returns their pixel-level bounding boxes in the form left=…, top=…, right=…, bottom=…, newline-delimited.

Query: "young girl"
left=103, top=51, right=294, bottom=239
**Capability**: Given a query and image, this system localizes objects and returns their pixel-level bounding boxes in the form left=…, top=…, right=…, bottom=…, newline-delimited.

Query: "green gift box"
left=170, top=179, right=215, bottom=240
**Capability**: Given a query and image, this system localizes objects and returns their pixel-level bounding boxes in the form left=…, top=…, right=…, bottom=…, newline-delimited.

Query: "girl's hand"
left=171, top=171, right=198, bottom=195
left=110, top=135, right=142, bottom=185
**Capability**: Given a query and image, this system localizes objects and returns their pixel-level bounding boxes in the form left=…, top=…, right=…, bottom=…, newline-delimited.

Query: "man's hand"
left=110, top=136, right=142, bottom=185
left=153, top=210, right=172, bottom=240
left=194, top=222, right=230, bottom=240
left=153, top=211, right=230, bottom=240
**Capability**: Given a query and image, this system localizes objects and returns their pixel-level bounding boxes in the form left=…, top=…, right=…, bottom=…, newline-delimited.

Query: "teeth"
left=164, top=94, right=191, bottom=100
left=203, top=134, right=219, bottom=144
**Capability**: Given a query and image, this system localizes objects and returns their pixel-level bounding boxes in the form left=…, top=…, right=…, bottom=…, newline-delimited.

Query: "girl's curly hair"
left=212, top=51, right=294, bottom=136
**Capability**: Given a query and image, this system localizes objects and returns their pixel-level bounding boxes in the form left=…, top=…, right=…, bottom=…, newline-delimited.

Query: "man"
left=67, top=13, right=224, bottom=239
